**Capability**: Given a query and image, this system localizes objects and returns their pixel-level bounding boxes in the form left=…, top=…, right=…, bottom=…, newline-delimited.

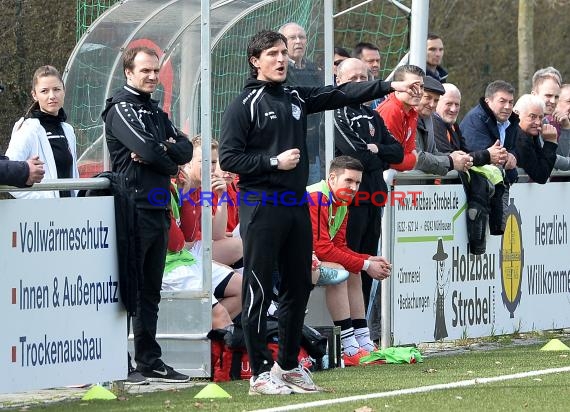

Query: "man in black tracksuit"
left=333, top=58, right=404, bottom=315
left=102, top=46, right=193, bottom=384
left=219, top=30, right=421, bottom=395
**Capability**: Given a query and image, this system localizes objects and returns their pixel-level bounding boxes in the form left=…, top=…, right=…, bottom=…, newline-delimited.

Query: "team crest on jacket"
left=368, top=121, right=375, bottom=136
left=291, top=104, right=301, bottom=120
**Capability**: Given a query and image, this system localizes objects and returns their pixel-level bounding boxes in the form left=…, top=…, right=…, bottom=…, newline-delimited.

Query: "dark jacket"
left=285, top=59, right=323, bottom=88
left=0, top=156, right=29, bottom=187
left=101, top=85, right=193, bottom=208
left=79, top=171, right=141, bottom=316
left=515, top=130, right=557, bottom=184
left=219, top=78, right=395, bottom=203
left=415, top=116, right=453, bottom=175
left=426, top=65, right=448, bottom=83
left=334, top=103, right=403, bottom=197
left=433, top=114, right=491, bottom=166
left=459, top=98, right=520, bottom=183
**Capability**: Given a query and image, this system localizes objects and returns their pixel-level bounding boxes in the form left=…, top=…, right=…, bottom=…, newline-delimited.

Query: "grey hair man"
left=279, top=22, right=324, bottom=184
left=512, top=94, right=558, bottom=183
left=433, top=83, right=507, bottom=169
left=415, top=77, right=472, bottom=175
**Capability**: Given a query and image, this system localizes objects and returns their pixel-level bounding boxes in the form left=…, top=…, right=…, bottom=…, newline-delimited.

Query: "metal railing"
left=0, top=178, right=111, bottom=193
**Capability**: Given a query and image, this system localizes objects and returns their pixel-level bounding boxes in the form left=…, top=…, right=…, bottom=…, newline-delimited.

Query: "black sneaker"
left=141, top=364, right=190, bottom=383
left=124, top=368, right=149, bottom=385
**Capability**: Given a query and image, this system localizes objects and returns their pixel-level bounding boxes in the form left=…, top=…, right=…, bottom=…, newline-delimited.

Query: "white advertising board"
left=392, top=183, right=570, bottom=345
left=0, top=197, right=126, bottom=393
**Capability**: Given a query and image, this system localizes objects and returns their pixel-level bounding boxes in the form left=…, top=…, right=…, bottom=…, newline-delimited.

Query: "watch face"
left=271, top=157, right=278, bottom=167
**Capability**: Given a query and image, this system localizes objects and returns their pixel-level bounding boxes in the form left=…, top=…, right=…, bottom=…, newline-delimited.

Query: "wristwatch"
left=270, top=157, right=279, bottom=169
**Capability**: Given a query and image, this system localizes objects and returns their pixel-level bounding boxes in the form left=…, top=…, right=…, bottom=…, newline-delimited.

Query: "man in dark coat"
left=0, top=155, right=44, bottom=187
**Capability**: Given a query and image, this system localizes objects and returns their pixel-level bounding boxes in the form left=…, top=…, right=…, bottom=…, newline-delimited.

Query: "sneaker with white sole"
left=342, top=347, right=370, bottom=367
left=249, top=371, right=293, bottom=395
left=271, top=362, right=319, bottom=393
left=140, top=364, right=189, bottom=383
left=124, top=367, right=149, bottom=385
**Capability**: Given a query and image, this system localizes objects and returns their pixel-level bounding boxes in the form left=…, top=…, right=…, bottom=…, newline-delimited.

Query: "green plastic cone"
left=540, top=339, right=570, bottom=351
left=81, top=385, right=117, bottom=401
left=194, top=383, right=231, bottom=398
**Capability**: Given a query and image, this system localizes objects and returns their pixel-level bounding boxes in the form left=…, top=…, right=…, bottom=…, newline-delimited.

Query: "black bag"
left=301, top=325, right=328, bottom=359
left=459, top=171, right=493, bottom=255
left=79, top=171, right=141, bottom=316
left=489, top=182, right=509, bottom=235
left=266, top=320, right=327, bottom=359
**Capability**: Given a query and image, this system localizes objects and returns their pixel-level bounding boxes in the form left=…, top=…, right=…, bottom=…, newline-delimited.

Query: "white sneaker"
left=271, top=362, right=320, bottom=393
left=249, top=371, right=292, bottom=395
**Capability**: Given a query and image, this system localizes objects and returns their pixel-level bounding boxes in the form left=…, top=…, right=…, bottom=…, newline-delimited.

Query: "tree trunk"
left=518, top=0, right=534, bottom=96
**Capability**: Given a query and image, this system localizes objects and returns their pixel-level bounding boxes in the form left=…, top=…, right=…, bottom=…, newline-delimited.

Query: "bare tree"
left=518, top=0, right=534, bottom=95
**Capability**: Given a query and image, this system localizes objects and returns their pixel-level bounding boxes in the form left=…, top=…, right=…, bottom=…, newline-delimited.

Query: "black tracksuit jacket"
left=219, top=78, right=395, bottom=202
left=334, top=103, right=403, bottom=198
left=102, top=85, right=192, bottom=208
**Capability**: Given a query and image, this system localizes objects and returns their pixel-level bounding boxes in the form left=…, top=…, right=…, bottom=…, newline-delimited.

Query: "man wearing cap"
left=415, top=77, right=473, bottom=175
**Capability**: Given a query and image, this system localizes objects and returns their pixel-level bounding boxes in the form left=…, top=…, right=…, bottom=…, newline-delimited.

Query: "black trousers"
left=132, top=208, right=169, bottom=371
left=345, top=203, right=382, bottom=311
left=239, top=203, right=312, bottom=375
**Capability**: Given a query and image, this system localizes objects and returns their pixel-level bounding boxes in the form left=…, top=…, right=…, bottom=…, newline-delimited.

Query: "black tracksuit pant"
left=239, top=203, right=313, bottom=375
left=132, top=208, right=169, bottom=371
left=346, top=203, right=382, bottom=310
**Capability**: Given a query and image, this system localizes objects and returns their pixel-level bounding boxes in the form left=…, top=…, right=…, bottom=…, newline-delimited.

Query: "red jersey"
left=225, top=180, right=239, bottom=232
left=179, top=189, right=203, bottom=242
left=308, top=190, right=369, bottom=274
left=179, top=186, right=234, bottom=241
left=167, top=214, right=186, bottom=252
left=376, top=93, right=418, bottom=171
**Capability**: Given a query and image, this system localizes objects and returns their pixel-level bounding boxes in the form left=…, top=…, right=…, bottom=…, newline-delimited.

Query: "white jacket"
left=6, top=117, right=79, bottom=199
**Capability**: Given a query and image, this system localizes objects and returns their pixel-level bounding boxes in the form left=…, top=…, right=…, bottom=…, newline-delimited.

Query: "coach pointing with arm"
left=219, top=30, right=420, bottom=396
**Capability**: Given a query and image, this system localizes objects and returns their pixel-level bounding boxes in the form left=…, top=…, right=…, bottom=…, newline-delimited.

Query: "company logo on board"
left=499, top=198, right=524, bottom=318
